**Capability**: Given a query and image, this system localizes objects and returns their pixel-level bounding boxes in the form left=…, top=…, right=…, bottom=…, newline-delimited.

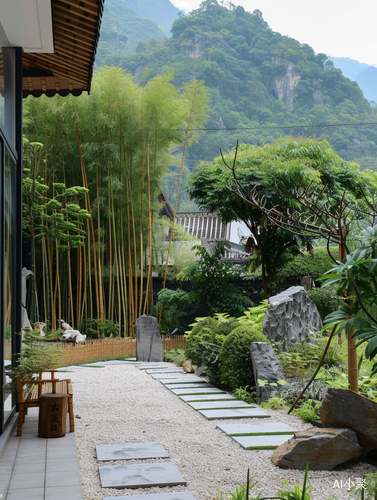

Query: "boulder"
left=250, top=342, right=285, bottom=401
left=271, top=427, right=362, bottom=470
left=263, top=286, right=322, bottom=346
left=319, top=388, right=377, bottom=453
left=135, top=315, right=163, bottom=362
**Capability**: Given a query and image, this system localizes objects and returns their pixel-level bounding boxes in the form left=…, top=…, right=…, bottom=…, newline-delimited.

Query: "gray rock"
left=250, top=342, right=285, bottom=401
left=135, top=315, right=163, bottom=362
left=271, top=427, right=362, bottom=470
left=263, top=286, right=322, bottom=346
left=319, top=388, right=377, bottom=453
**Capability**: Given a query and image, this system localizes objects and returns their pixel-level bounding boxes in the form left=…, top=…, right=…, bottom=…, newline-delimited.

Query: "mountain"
left=120, top=0, right=180, bottom=34
left=116, top=2, right=377, bottom=172
left=95, top=0, right=168, bottom=66
left=331, top=57, right=377, bottom=103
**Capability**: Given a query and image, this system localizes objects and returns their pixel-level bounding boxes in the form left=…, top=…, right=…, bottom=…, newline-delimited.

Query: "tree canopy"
left=187, top=138, right=377, bottom=297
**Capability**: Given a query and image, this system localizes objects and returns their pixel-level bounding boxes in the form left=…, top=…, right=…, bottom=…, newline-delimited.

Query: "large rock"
left=319, top=388, right=377, bottom=453
left=271, top=427, right=362, bottom=470
left=135, top=315, right=163, bottom=362
left=250, top=342, right=285, bottom=401
left=263, top=286, right=322, bottom=346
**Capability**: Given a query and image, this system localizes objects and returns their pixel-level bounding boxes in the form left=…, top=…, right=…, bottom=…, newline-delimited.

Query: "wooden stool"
left=38, top=393, right=68, bottom=438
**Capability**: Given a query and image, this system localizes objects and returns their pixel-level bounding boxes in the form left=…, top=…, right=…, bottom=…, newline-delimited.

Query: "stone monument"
left=263, top=286, right=322, bottom=347
left=135, top=315, right=163, bottom=362
left=250, top=342, right=285, bottom=401
left=22, top=267, right=33, bottom=330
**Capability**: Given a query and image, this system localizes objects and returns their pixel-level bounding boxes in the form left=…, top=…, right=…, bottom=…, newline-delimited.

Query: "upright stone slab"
left=250, top=342, right=285, bottom=401
left=263, top=286, right=322, bottom=346
left=135, top=315, right=163, bottom=362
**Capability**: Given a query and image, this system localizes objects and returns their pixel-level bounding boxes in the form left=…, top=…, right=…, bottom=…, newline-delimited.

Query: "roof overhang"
left=0, top=0, right=54, bottom=53
left=0, top=0, right=104, bottom=98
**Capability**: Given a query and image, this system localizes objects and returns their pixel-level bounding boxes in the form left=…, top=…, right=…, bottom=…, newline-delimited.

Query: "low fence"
left=58, top=335, right=186, bottom=366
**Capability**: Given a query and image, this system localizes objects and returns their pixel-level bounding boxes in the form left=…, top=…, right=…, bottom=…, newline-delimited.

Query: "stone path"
left=88, top=360, right=296, bottom=499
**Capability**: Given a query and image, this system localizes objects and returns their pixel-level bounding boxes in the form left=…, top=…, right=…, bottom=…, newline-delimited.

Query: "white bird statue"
left=62, top=329, right=87, bottom=343
left=61, top=319, right=73, bottom=331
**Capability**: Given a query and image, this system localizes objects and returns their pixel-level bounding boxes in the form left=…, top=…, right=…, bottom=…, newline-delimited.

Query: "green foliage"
left=276, top=247, right=338, bottom=280
left=14, top=329, right=63, bottom=380
left=82, top=319, right=120, bottom=339
left=156, top=288, right=194, bottom=334
left=307, top=286, right=340, bottom=320
left=118, top=1, right=377, bottom=184
left=320, top=225, right=377, bottom=376
left=219, top=325, right=268, bottom=390
left=163, top=348, right=186, bottom=366
left=237, top=300, right=268, bottom=331
left=291, top=399, right=322, bottom=423
left=232, top=386, right=256, bottom=405
left=185, top=316, right=219, bottom=368
left=177, top=242, right=254, bottom=315
left=350, top=473, right=377, bottom=499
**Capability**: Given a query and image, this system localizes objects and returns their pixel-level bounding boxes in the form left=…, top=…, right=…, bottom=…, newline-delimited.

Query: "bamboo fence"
left=58, top=335, right=186, bottom=366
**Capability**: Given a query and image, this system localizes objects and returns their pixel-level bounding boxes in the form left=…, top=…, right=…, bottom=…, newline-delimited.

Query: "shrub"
left=276, top=246, right=338, bottom=280
left=218, top=325, right=268, bottom=390
left=185, top=317, right=219, bottom=368
left=308, top=285, right=340, bottom=320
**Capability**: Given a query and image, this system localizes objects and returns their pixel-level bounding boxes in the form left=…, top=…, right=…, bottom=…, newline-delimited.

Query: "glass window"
left=0, top=51, right=4, bottom=131
left=3, top=148, right=14, bottom=422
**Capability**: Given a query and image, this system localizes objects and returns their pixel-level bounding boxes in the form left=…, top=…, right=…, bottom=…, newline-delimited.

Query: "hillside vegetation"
left=115, top=1, right=377, bottom=172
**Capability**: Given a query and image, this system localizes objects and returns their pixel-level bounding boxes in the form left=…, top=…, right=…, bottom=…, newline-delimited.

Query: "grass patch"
left=229, top=432, right=294, bottom=437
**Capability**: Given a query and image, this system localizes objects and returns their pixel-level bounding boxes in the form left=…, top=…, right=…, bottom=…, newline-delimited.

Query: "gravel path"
left=69, top=363, right=376, bottom=500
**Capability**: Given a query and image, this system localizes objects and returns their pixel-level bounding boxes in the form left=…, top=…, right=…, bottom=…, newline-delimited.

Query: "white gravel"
left=69, top=363, right=376, bottom=500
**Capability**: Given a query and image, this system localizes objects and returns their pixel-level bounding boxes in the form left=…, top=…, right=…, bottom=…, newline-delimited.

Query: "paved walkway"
left=0, top=409, right=82, bottom=500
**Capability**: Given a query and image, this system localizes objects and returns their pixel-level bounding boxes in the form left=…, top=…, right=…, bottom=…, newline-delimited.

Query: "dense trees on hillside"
left=108, top=0, right=377, bottom=209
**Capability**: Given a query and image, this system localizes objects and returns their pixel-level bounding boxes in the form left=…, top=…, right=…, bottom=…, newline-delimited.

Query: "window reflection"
left=4, top=148, right=13, bottom=422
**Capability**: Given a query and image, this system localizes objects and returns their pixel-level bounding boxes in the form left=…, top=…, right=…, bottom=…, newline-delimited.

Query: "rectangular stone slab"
left=170, top=387, right=227, bottom=395
left=138, top=364, right=171, bottom=370
left=161, top=378, right=204, bottom=384
left=146, top=368, right=185, bottom=374
left=179, top=394, right=236, bottom=402
left=198, top=408, right=270, bottom=419
left=105, top=493, right=197, bottom=500
left=231, top=434, right=293, bottom=450
left=96, top=442, right=169, bottom=461
left=151, top=373, right=191, bottom=379
left=99, top=462, right=187, bottom=489
left=164, top=383, right=214, bottom=389
left=217, top=422, right=296, bottom=436
left=187, top=401, right=255, bottom=410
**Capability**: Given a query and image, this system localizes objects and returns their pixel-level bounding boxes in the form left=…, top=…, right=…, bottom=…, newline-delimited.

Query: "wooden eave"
left=22, top=0, right=104, bottom=98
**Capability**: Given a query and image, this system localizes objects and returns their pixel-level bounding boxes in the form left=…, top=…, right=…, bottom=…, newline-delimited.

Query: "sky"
left=170, top=0, right=377, bottom=66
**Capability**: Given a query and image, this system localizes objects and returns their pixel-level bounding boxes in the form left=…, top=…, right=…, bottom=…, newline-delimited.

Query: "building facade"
left=0, top=0, right=104, bottom=436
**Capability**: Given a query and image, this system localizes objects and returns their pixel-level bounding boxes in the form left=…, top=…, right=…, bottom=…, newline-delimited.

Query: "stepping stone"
left=217, top=422, right=296, bottom=436
left=151, top=373, right=191, bottom=379
left=187, top=400, right=255, bottom=410
left=56, top=365, right=85, bottom=371
left=96, top=442, right=169, bottom=461
left=105, top=493, right=196, bottom=500
left=164, top=383, right=214, bottom=389
left=99, top=462, right=186, bottom=489
left=198, top=408, right=270, bottom=419
left=146, top=368, right=185, bottom=374
left=231, top=434, right=293, bottom=450
left=138, top=365, right=170, bottom=370
left=86, top=360, right=134, bottom=366
left=160, top=378, right=204, bottom=385
left=179, top=394, right=236, bottom=402
left=170, top=387, right=227, bottom=395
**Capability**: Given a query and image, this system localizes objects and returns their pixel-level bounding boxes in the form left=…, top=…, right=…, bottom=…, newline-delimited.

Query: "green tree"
left=188, top=138, right=377, bottom=297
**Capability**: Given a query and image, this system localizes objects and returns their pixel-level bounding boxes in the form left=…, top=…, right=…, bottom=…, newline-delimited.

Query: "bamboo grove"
left=22, top=66, right=209, bottom=336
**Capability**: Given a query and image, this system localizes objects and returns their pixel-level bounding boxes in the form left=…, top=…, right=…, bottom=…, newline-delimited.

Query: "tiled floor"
left=0, top=409, right=82, bottom=500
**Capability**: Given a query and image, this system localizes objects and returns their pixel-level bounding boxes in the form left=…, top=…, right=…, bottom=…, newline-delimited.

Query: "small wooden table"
left=38, top=393, right=68, bottom=438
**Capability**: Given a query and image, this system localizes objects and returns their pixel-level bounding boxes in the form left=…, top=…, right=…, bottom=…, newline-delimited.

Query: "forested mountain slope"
left=332, top=57, right=377, bottom=103
left=117, top=1, right=377, bottom=172
left=96, top=0, right=168, bottom=66
left=120, top=0, right=179, bottom=34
